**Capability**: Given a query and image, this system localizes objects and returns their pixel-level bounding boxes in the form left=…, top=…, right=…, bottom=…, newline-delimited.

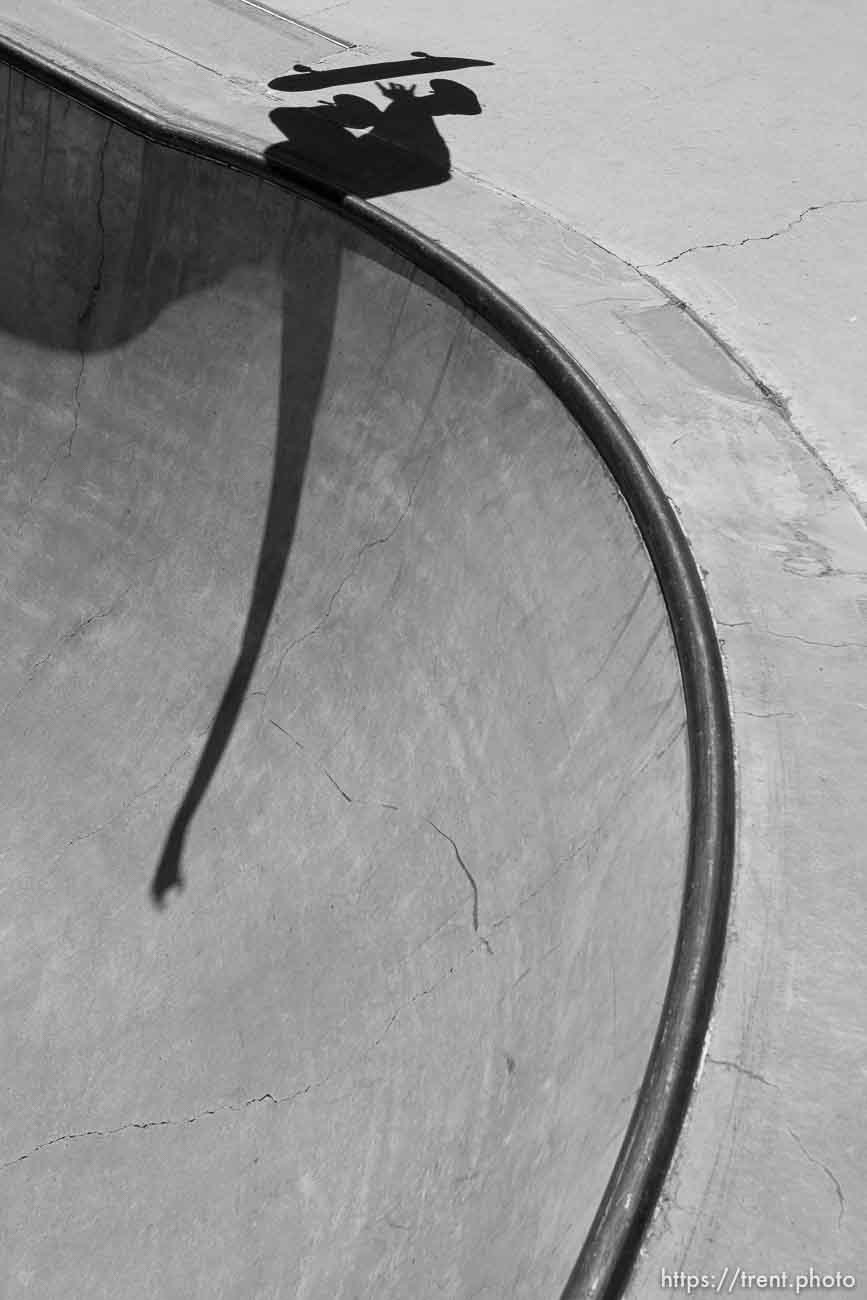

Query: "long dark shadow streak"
left=152, top=77, right=485, bottom=903
left=151, top=221, right=342, bottom=905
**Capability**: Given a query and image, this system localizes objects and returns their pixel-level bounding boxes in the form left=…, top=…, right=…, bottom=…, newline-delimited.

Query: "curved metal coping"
left=0, top=36, right=736, bottom=1300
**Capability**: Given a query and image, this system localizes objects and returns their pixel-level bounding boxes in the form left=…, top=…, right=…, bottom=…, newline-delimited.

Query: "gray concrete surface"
left=0, top=68, right=689, bottom=1297
left=2, top=2, right=866, bottom=1294
left=8, top=0, right=865, bottom=511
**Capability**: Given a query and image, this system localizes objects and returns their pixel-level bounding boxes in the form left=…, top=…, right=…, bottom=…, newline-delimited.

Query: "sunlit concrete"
left=1, top=0, right=866, bottom=1294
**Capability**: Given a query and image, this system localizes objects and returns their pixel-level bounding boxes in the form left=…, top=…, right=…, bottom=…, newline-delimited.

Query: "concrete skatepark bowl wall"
left=0, top=53, right=733, bottom=1300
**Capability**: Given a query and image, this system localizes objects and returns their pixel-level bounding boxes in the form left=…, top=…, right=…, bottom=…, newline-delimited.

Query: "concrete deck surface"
left=1, top=2, right=865, bottom=1296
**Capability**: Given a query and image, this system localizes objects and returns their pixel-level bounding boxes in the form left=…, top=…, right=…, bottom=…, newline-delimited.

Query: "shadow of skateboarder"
left=0, top=53, right=490, bottom=909
left=150, top=77, right=484, bottom=906
left=266, top=79, right=482, bottom=198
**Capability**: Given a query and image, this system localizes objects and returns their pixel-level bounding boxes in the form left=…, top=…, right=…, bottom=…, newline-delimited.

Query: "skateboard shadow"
left=265, top=79, right=482, bottom=198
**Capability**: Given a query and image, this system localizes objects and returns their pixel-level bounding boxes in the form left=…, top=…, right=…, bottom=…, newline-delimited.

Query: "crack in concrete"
left=68, top=354, right=88, bottom=461
left=0, top=1084, right=319, bottom=1170
left=787, top=1126, right=845, bottom=1230
left=503, top=940, right=564, bottom=997
left=764, top=628, right=865, bottom=651
left=717, top=619, right=865, bottom=651
left=321, top=765, right=353, bottom=802
left=55, top=591, right=126, bottom=646
left=262, top=326, right=461, bottom=701
left=265, top=724, right=493, bottom=946
left=371, top=950, right=479, bottom=1050
left=16, top=455, right=60, bottom=533
left=35, top=589, right=127, bottom=665
left=265, top=447, right=435, bottom=694
left=86, top=14, right=230, bottom=82
left=423, top=817, right=480, bottom=933
left=443, top=165, right=867, bottom=527
left=0, top=585, right=133, bottom=723
left=268, top=718, right=355, bottom=804
left=47, top=746, right=194, bottom=869
left=490, top=828, right=598, bottom=929
left=706, top=1055, right=779, bottom=1089
left=650, top=199, right=867, bottom=268
left=68, top=122, right=111, bottom=459
left=7, top=1024, right=420, bottom=1168
left=14, top=121, right=112, bottom=532
left=738, top=710, right=795, bottom=720
left=264, top=729, right=493, bottom=948
left=268, top=717, right=302, bottom=746
left=392, top=907, right=464, bottom=963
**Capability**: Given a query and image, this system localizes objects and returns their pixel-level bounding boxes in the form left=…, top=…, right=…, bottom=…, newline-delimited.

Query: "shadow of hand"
left=151, top=819, right=187, bottom=906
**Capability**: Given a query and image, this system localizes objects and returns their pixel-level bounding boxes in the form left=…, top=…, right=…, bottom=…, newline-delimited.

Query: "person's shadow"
left=149, top=77, right=484, bottom=903
left=0, top=58, right=486, bottom=910
left=265, top=79, right=481, bottom=198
